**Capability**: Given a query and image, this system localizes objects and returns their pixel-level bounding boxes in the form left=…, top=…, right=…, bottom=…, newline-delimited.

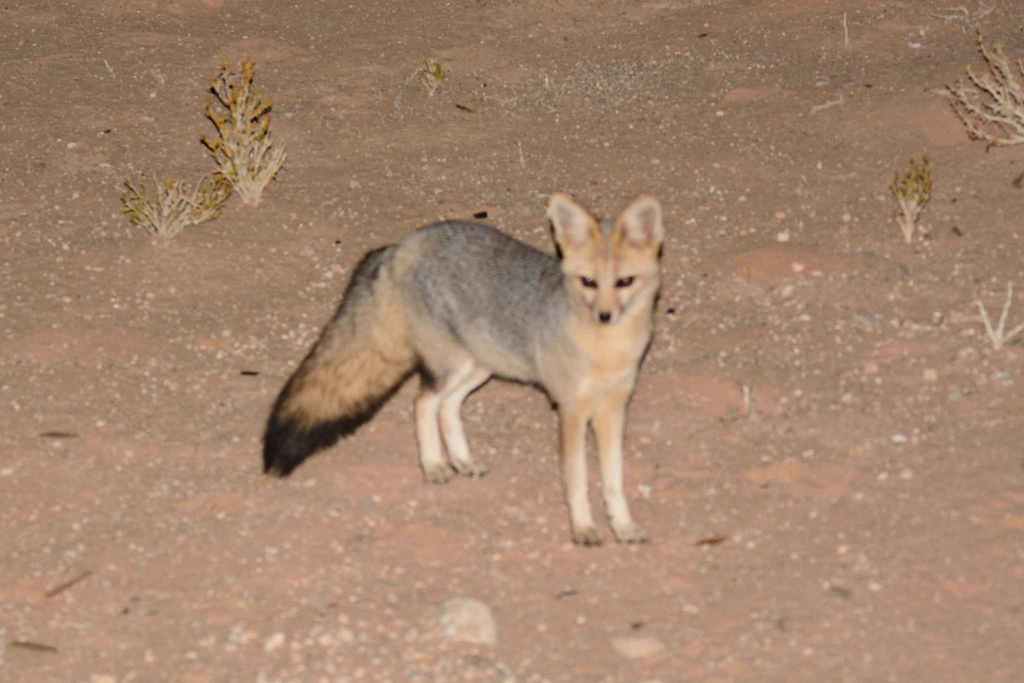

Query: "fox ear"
left=616, top=195, right=664, bottom=248
left=547, top=193, right=596, bottom=249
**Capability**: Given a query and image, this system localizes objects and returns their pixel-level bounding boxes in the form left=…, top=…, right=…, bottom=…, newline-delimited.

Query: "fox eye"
left=579, top=276, right=598, bottom=289
left=615, top=276, right=635, bottom=288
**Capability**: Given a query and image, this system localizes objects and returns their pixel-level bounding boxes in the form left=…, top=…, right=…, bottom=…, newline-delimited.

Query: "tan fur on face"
left=549, top=193, right=663, bottom=328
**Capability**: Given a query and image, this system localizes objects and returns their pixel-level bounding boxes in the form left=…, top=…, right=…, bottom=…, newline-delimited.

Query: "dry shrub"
left=889, top=156, right=933, bottom=244
left=120, top=174, right=231, bottom=240
left=202, top=61, right=287, bottom=206
left=947, top=34, right=1024, bottom=147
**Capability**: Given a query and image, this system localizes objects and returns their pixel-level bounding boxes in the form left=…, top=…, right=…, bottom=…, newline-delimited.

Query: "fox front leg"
left=592, top=389, right=647, bottom=544
left=559, top=406, right=602, bottom=545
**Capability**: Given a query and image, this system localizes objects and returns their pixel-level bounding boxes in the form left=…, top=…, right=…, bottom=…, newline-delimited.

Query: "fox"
left=262, top=192, right=664, bottom=545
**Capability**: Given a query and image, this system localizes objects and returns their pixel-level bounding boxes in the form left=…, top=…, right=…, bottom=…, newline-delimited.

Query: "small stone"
left=263, top=632, right=285, bottom=653
left=890, top=433, right=908, bottom=444
left=992, top=370, right=1013, bottom=385
left=611, top=635, right=665, bottom=659
left=439, top=597, right=497, bottom=646
left=922, top=368, right=938, bottom=382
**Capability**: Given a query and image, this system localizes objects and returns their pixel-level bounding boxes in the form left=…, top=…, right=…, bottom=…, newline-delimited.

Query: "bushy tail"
left=263, top=246, right=416, bottom=476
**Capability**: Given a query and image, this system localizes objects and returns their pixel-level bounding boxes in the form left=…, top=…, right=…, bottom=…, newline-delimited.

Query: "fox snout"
left=593, top=294, right=622, bottom=325
left=576, top=279, right=622, bottom=325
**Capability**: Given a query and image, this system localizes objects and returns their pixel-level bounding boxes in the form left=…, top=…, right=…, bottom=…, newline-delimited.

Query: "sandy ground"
left=3, top=1, right=1024, bottom=681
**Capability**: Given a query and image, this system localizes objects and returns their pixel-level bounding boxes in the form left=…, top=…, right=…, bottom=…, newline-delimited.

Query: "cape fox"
left=263, top=193, right=664, bottom=545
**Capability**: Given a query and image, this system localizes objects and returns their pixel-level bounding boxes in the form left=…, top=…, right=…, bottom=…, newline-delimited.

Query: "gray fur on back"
left=394, top=221, right=569, bottom=381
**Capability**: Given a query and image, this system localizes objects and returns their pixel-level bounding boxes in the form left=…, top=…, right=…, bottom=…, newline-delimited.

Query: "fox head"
left=547, top=193, right=664, bottom=327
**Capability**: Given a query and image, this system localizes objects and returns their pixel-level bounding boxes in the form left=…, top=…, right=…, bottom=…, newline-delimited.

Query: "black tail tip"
left=262, top=410, right=357, bottom=477
left=262, top=414, right=319, bottom=477
left=262, top=447, right=300, bottom=477
left=262, top=447, right=303, bottom=478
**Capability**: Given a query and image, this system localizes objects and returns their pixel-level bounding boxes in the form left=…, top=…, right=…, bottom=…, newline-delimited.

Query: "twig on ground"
left=44, top=570, right=93, bottom=598
left=810, top=95, right=844, bottom=115
left=931, top=5, right=995, bottom=32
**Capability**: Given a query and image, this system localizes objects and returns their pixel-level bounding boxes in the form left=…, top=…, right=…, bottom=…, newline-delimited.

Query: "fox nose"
left=598, top=311, right=612, bottom=324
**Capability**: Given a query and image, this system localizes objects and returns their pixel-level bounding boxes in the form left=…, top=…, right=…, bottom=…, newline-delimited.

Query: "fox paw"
left=451, top=459, right=488, bottom=478
left=423, top=462, right=455, bottom=484
left=612, top=522, right=648, bottom=544
left=571, top=526, right=603, bottom=547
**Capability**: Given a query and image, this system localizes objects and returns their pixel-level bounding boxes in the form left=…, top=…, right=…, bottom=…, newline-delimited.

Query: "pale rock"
left=611, top=635, right=665, bottom=659
left=439, top=597, right=497, bottom=646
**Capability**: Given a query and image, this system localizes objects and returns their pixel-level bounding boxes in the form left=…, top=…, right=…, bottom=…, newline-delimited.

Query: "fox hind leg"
left=415, top=358, right=490, bottom=483
left=439, top=365, right=491, bottom=477
left=415, top=377, right=449, bottom=483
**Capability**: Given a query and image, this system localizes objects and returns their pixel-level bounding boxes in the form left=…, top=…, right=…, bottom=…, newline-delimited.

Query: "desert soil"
left=3, top=0, right=1024, bottom=681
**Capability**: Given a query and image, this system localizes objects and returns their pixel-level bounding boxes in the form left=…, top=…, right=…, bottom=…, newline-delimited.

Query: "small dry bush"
left=121, top=174, right=231, bottom=240
left=976, top=283, right=1024, bottom=351
left=890, top=155, right=933, bottom=244
left=419, top=59, right=447, bottom=96
left=202, top=60, right=287, bottom=206
left=947, top=34, right=1024, bottom=147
